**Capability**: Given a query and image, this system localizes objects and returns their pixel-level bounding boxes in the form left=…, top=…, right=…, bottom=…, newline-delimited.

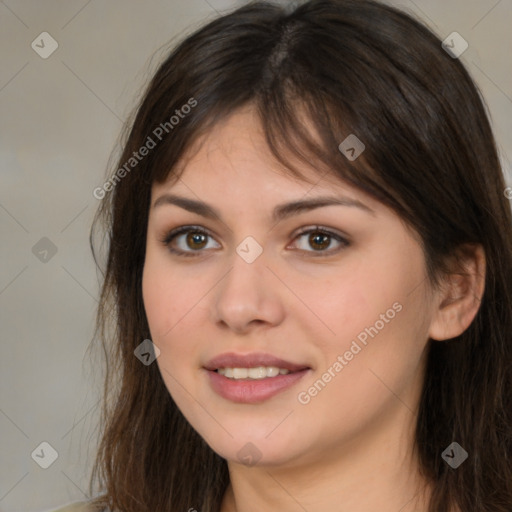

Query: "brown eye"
left=308, top=232, right=331, bottom=251
left=161, top=226, right=221, bottom=257
left=291, top=226, right=350, bottom=256
left=186, top=232, right=208, bottom=250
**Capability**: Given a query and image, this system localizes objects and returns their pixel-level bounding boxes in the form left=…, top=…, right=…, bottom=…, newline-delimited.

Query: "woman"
left=56, top=0, right=512, bottom=510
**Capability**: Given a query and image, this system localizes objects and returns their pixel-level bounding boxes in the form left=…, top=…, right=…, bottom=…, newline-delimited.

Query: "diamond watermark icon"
left=442, top=32, right=468, bottom=59
left=236, top=236, right=263, bottom=264
left=31, top=441, right=59, bottom=469
left=237, top=442, right=262, bottom=466
left=338, top=134, right=365, bottom=161
left=441, top=442, right=468, bottom=469
left=32, top=237, right=58, bottom=263
left=134, top=339, right=160, bottom=365
left=31, top=32, right=59, bottom=59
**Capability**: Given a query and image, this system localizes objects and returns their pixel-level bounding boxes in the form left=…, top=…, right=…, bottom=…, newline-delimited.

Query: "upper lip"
left=204, top=352, right=310, bottom=372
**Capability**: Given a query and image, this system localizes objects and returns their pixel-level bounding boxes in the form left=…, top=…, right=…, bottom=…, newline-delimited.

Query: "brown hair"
left=89, top=1, right=512, bottom=510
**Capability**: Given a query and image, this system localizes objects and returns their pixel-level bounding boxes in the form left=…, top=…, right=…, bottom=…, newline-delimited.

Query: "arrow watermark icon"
left=236, top=236, right=263, bottom=263
left=31, top=32, right=58, bottom=59
left=31, top=441, right=59, bottom=469
left=134, top=339, right=160, bottom=365
left=442, top=32, right=468, bottom=59
left=338, top=134, right=365, bottom=161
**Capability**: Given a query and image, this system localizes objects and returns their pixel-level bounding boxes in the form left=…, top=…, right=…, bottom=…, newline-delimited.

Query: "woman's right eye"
left=161, top=226, right=221, bottom=257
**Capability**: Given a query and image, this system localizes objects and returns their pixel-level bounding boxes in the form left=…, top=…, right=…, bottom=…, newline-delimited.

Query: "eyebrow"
left=152, top=193, right=375, bottom=222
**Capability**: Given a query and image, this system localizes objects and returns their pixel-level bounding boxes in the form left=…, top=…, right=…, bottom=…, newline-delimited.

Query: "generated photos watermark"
left=441, top=442, right=468, bottom=469
left=31, top=441, right=59, bottom=469
left=297, top=301, right=403, bottom=404
left=134, top=339, right=161, bottom=365
left=237, top=442, right=263, bottom=466
left=93, top=97, right=197, bottom=200
left=338, top=133, right=365, bottom=161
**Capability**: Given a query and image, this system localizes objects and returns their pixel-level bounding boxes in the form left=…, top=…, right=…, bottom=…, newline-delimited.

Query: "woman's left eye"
left=160, top=225, right=349, bottom=257
left=289, top=227, right=350, bottom=255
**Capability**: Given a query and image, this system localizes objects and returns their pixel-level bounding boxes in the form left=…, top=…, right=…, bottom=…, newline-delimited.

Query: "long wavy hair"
left=88, top=0, right=512, bottom=510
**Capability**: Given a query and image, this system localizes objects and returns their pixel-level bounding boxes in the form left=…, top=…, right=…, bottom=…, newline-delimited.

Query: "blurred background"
left=0, top=0, right=511, bottom=510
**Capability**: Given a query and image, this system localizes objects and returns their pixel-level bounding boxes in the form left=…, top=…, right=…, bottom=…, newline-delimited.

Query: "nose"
left=211, top=247, right=286, bottom=335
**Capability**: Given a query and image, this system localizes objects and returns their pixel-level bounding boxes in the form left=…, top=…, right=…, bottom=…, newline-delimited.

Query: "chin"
left=199, top=424, right=311, bottom=468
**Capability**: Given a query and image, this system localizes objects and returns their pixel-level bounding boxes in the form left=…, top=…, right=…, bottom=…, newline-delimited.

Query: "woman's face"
left=142, top=105, right=438, bottom=468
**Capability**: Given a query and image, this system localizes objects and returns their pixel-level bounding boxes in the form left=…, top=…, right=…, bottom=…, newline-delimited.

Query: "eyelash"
left=159, top=225, right=350, bottom=258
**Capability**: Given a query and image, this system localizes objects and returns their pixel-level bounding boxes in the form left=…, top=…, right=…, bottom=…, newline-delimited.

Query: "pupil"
left=310, top=233, right=330, bottom=250
left=187, top=232, right=207, bottom=250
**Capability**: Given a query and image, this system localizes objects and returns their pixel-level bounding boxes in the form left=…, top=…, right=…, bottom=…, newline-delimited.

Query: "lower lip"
left=206, top=369, right=309, bottom=403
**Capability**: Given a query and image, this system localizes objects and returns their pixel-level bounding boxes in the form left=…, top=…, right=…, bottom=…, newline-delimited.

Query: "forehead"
left=153, top=105, right=364, bottom=201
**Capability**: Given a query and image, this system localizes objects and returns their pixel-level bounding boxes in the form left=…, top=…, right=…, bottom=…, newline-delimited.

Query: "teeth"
left=217, top=366, right=291, bottom=379
left=233, top=368, right=248, bottom=379
left=248, top=367, right=266, bottom=379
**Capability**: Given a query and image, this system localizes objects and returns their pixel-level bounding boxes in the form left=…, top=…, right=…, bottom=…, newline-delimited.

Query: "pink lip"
left=203, top=352, right=311, bottom=404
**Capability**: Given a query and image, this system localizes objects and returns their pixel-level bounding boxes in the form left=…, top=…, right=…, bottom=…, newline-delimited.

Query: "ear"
left=428, top=244, right=486, bottom=341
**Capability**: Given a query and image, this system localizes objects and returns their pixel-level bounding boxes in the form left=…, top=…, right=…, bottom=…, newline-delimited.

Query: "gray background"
left=0, top=1, right=511, bottom=511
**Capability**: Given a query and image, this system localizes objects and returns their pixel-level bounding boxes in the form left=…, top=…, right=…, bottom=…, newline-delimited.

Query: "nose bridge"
left=211, top=240, right=284, bottom=332
left=218, top=242, right=268, bottom=309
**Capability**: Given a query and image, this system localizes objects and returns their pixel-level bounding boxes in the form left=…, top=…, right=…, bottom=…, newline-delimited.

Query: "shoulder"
left=51, top=502, right=109, bottom=512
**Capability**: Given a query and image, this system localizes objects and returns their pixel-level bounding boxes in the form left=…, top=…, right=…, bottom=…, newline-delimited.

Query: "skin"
left=142, top=105, right=485, bottom=512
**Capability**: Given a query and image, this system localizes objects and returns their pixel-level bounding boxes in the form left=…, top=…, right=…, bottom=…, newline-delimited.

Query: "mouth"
left=204, top=353, right=311, bottom=403
left=216, top=366, right=293, bottom=379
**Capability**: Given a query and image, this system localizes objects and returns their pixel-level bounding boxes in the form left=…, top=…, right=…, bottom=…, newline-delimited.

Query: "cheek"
left=142, top=249, right=196, bottom=336
left=142, top=264, right=173, bottom=337
left=142, top=252, right=208, bottom=373
left=301, top=234, right=422, bottom=339
left=301, top=266, right=401, bottom=360
left=296, top=299, right=428, bottom=445
left=142, top=259, right=199, bottom=406
left=302, top=242, right=430, bottom=395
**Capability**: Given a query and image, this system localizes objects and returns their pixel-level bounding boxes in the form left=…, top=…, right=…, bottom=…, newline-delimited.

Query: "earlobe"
left=428, top=244, right=486, bottom=341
